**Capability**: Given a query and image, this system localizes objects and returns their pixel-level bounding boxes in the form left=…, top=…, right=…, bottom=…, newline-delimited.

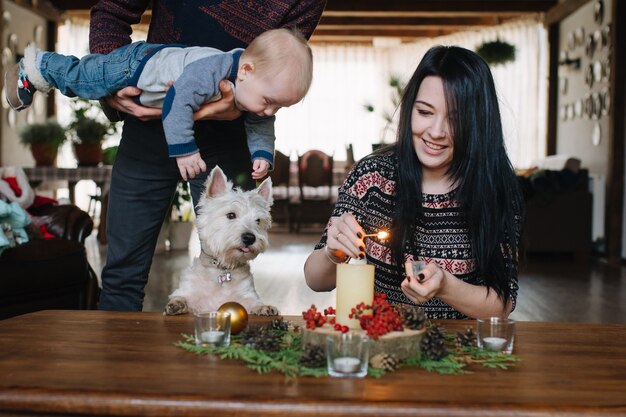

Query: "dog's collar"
left=200, top=247, right=240, bottom=284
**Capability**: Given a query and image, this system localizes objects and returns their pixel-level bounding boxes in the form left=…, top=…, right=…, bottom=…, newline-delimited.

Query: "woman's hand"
left=104, top=86, right=162, bottom=121
left=326, top=213, right=366, bottom=262
left=400, top=262, right=447, bottom=304
left=193, top=80, right=242, bottom=121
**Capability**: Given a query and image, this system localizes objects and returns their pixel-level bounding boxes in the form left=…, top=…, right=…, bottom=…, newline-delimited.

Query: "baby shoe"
left=4, top=59, right=36, bottom=111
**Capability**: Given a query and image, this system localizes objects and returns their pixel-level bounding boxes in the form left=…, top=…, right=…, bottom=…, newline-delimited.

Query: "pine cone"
left=420, top=324, right=449, bottom=360
left=299, top=343, right=326, bottom=368
left=455, top=327, right=477, bottom=349
left=369, top=353, right=399, bottom=372
left=239, top=325, right=282, bottom=352
left=397, top=305, right=428, bottom=330
left=271, top=318, right=289, bottom=332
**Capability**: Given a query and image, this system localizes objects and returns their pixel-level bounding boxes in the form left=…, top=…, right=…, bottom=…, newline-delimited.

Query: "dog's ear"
left=205, top=166, right=229, bottom=198
left=256, top=177, right=273, bottom=204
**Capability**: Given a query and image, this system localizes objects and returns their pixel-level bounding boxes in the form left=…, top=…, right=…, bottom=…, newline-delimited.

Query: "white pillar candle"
left=333, top=356, right=361, bottom=373
left=335, top=263, right=374, bottom=328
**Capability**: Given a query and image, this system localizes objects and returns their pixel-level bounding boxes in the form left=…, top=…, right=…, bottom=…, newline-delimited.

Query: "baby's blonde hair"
left=241, top=28, right=313, bottom=100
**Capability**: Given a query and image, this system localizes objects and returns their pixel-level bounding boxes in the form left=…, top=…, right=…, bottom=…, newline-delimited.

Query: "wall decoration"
left=2, top=10, right=11, bottom=26
left=574, top=27, right=585, bottom=47
left=574, top=99, right=583, bottom=118
left=7, top=33, right=17, bottom=54
left=591, top=122, right=601, bottom=146
left=593, top=0, right=604, bottom=25
left=585, top=63, right=594, bottom=88
left=592, top=93, right=602, bottom=120
left=601, top=24, right=611, bottom=48
left=584, top=94, right=593, bottom=119
left=559, top=105, right=567, bottom=121
left=601, top=56, right=610, bottom=81
left=2, top=47, right=14, bottom=68
left=585, top=33, right=596, bottom=58
left=593, top=60, right=603, bottom=82
left=600, top=87, right=610, bottom=116
left=559, top=76, right=568, bottom=94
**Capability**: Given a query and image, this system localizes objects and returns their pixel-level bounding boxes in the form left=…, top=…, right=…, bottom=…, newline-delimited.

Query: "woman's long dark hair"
left=389, top=45, right=523, bottom=305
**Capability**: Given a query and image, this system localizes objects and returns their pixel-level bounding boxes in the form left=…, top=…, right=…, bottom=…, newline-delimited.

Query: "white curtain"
left=276, top=19, right=548, bottom=167
left=57, top=19, right=547, bottom=168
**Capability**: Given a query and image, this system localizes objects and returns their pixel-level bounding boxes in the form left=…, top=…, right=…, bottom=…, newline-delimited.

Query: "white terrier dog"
left=164, top=166, right=279, bottom=316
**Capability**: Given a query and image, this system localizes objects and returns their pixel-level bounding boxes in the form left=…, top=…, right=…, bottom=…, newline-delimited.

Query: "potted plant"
left=69, top=98, right=117, bottom=166
left=167, top=181, right=194, bottom=250
left=475, top=39, right=516, bottom=66
left=18, top=119, right=67, bottom=166
left=155, top=181, right=194, bottom=253
left=364, top=75, right=405, bottom=147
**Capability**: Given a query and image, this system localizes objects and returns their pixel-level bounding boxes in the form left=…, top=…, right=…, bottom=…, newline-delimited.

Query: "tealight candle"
left=335, top=263, right=374, bottom=328
left=482, top=336, right=507, bottom=351
left=333, top=356, right=361, bottom=373
left=201, top=330, right=225, bottom=344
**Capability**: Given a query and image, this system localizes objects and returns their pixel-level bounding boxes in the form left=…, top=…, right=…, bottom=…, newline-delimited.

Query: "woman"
left=304, top=45, right=524, bottom=319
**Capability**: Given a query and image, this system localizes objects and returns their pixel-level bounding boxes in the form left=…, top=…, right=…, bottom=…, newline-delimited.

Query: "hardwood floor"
left=86, top=227, right=626, bottom=323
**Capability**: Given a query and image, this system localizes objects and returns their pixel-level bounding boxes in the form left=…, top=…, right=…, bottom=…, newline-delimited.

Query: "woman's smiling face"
left=411, top=76, right=454, bottom=176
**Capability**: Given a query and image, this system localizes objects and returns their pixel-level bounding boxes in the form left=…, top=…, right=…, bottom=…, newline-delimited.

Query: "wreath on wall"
left=476, top=40, right=516, bottom=66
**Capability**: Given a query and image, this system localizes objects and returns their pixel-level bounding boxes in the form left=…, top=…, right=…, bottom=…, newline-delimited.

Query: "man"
left=90, top=0, right=326, bottom=311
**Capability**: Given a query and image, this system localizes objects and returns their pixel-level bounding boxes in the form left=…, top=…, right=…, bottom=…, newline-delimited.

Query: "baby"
left=5, top=28, right=313, bottom=180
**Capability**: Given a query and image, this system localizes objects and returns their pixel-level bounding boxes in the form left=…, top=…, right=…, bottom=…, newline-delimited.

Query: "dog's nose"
left=241, top=233, right=256, bottom=246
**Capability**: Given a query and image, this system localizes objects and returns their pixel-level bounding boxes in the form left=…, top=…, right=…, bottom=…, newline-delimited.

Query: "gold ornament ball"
left=218, top=301, right=249, bottom=334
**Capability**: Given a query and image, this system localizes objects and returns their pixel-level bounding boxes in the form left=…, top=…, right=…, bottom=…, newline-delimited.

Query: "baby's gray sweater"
left=136, top=46, right=274, bottom=165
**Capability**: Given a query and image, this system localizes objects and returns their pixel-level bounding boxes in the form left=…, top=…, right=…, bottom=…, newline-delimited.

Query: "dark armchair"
left=0, top=204, right=99, bottom=319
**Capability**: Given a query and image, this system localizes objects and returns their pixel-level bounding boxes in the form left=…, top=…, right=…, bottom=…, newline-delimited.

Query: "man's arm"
left=89, top=0, right=156, bottom=121
left=89, top=0, right=150, bottom=54
left=280, top=1, right=326, bottom=39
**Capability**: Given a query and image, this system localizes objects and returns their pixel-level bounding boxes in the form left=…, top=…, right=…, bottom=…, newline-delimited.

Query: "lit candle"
left=333, top=356, right=361, bottom=373
left=201, top=330, right=225, bottom=344
left=335, top=263, right=374, bottom=328
left=482, top=336, right=507, bottom=351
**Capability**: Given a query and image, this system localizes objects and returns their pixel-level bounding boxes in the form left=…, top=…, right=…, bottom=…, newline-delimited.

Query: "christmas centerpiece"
left=177, top=233, right=518, bottom=377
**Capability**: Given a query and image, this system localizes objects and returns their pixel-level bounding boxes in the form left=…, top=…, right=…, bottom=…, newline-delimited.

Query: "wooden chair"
left=292, top=150, right=334, bottom=233
left=269, top=150, right=293, bottom=231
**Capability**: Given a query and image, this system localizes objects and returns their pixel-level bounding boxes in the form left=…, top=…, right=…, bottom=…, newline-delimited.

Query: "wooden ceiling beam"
left=51, top=0, right=556, bottom=14
left=313, top=28, right=459, bottom=38
left=322, top=0, right=556, bottom=15
left=318, top=15, right=503, bottom=28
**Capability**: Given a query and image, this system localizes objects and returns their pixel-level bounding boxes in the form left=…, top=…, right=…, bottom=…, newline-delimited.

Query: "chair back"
left=298, top=150, right=333, bottom=190
left=269, top=151, right=291, bottom=188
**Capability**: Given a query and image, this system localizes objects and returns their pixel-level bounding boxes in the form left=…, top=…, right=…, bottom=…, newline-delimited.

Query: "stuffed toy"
left=0, top=166, right=35, bottom=209
left=0, top=200, right=32, bottom=255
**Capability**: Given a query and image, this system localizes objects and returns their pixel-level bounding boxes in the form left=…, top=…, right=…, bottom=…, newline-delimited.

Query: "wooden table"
left=0, top=311, right=625, bottom=417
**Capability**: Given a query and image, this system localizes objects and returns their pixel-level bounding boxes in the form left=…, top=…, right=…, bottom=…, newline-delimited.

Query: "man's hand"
left=104, top=86, right=162, bottom=121
left=176, top=152, right=207, bottom=181
left=193, top=80, right=242, bottom=121
left=251, top=159, right=270, bottom=180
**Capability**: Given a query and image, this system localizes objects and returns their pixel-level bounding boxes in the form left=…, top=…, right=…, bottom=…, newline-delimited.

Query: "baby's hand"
left=252, top=159, right=270, bottom=180
left=176, top=152, right=207, bottom=180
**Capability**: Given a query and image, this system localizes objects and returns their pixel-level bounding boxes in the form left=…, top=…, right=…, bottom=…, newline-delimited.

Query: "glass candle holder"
left=326, top=332, right=370, bottom=378
left=476, top=317, right=515, bottom=354
left=194, top=311, right=231, bottom=347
